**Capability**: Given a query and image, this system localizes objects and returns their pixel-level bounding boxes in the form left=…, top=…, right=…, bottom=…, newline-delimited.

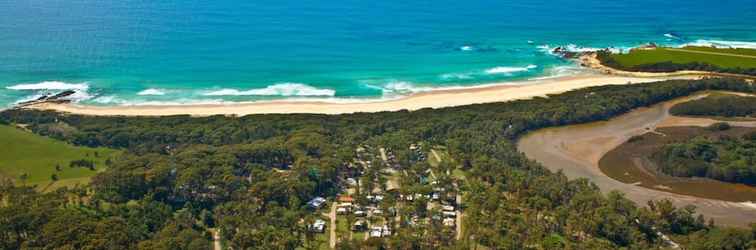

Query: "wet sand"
left=600, top=126, right=756, bottom=202
left=517, top=93, right=756, bottom=227
left=23, top=74, right=673, bottom=116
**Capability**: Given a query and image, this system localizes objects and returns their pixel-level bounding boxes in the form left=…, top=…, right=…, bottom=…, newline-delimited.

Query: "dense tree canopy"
left=1, top=78, right=755, bottom=249
left=670, top=94, right=756, bottom=118
left=654, top=133, right=756, bottom=185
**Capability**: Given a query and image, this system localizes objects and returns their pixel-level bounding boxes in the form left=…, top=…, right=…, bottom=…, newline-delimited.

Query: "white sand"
left=26, top=74, right=678, bottom=116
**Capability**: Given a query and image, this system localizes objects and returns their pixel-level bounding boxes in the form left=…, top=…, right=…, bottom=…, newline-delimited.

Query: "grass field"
left=0, top=125, right=121, bottom=190
left=607, top=46, right=756, bottom=69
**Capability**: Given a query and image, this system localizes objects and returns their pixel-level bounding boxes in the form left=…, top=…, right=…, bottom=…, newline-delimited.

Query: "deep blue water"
left=1, top=0, right=755, bottom=106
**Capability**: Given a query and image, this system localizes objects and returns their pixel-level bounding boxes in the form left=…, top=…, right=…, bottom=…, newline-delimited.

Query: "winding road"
left=517, top=93, right=756, bottom=227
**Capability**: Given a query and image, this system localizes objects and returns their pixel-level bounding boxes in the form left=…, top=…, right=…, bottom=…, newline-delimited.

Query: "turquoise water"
left=1, top=0, right=755, bottom=107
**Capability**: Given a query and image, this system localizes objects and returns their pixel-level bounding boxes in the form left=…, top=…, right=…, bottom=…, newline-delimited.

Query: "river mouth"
left=517, top=92, right=756, bottom=227
left=599, top=126, right=756, bottom=202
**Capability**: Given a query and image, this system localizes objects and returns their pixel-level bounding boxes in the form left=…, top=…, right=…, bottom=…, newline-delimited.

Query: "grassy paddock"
left=605, top=46, right=756, bottom=69
left=0, top=125, right=121, bottom=190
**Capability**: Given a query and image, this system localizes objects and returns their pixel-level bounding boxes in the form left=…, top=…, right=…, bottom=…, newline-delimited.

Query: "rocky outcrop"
left=15, top=90, right=75, bottom=108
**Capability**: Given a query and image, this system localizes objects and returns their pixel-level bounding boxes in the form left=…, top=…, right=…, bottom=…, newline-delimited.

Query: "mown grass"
left=0, top=125, right=121, bottom=190
left=683, top=46, right=756, bottom=56
left=608, top=46, right=756, bottom=69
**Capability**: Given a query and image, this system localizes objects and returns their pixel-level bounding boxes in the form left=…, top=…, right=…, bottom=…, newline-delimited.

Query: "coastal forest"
left=669, top=93, right=756, bottom=118
left=2, top=78, right=756, bottom=249
left=653, top=129, right=756, bottom=186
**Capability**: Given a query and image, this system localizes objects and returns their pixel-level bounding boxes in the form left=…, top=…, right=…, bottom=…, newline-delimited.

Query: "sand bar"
left=25, top=74, right=677, bottom=116
left=518, top=94, right=756, bottom=227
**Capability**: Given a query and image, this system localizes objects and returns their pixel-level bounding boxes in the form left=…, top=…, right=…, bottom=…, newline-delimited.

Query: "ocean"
left=1, top=0, right=755, bottom=107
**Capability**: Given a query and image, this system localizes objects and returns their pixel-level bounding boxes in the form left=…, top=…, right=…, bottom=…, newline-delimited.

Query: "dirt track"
left=517, top=93, right=756, bottom=227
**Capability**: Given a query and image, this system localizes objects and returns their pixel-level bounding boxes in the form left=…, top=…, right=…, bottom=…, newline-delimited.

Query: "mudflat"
left=600, top=126, right=756, bottom=202
left=517, top=93, right=756, bottom=227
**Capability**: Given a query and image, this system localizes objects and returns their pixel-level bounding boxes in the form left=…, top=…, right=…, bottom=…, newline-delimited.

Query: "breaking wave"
left=6, top=81, right=93, bottom=103
left=529, top=65, right=585, bottom=80
left=6, top=81, right=89, bottom=91
left=485, top=65, right=537, bottom=75
left=439, top=73, right=474, bottom=80
left=202, top=83, right=335, bottom=97
left=362, top=80, right=435, bottom=96
left=137, top=88, right=167, bottom=96
left=538, top=44, right=626, bottom=55
left=682, top=39, right=756, bottom=49
left=664, top=33, right=682, bottom=40
left=91, top=95, right=125, bottom=104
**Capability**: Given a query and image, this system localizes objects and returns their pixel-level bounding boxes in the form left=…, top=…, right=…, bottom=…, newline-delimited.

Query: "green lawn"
left=683, top=46, right=756, bottom=56
left=607, top=46, right=756, bottom=69
left=0, top=125, right=121, bottom=190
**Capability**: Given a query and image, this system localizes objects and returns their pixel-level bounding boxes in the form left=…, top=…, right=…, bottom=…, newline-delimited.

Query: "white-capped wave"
left=363, top=80, right=434, bottom=96
left=91, top=95, right=125, bottom=104
left=683, top=39, right=756, bottom=49
left=529, top=65, right=585, bottom=80
left=203, top=83, right=335, bottom=97
left=663, top=33, right=681, bottom=40
left=137, top=88, right=167, bottom=96
left=383, top=81, right=434, bottom=93
left=440, top=73, right=474, bottom=80
left=460, top=45, right=474, bottom=51
left=538, top=44, right=625, bottom=55
left=485, top=65, right=537, bottom=75
left=6, top=81, right=89, bottom=91
left=6, top=81, right=94, bottom=103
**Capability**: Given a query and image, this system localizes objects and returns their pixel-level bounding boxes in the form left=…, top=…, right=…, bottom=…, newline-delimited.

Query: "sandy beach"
left=24, top=74, right=680, bottom=116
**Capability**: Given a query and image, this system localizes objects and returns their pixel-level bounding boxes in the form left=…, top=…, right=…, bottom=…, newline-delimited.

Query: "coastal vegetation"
left=1, top=78, right=756, bottom=249
left=0, top=124, right=120, bottom=190
left=597, top=46, right=756, bottom=75
left=670, top=93, right=756, bottom=118
left=653, top=129, right=756, bottom=186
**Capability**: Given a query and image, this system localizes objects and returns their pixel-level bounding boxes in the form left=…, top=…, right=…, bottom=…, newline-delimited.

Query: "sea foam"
left=538, top=44, right=626, bottom=55
left=362, top=80, right=435, bottom=96
left=137, top=88, right=167, bottom=96
left=485, top=65, right=537, bottom=75
left=6, top=81, right=89, bottom=91
left=683, top=39, right=756, bottom=49
left=663, top=33, right=682, bottom=40
left=6, top=81, right=93, bottom=103
left=203, top=83, right=335, bottom=97
left=440, top=73, right=474, bottom=80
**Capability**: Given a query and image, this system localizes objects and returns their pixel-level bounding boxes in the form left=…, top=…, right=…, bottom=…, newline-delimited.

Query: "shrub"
left=707, top=122, right=731, bottom=131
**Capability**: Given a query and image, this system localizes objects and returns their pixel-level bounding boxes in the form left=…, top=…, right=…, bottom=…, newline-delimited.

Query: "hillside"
left=0, top=124, right=120, bottom=190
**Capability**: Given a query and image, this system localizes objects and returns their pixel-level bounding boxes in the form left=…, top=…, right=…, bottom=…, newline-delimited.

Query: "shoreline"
left=22, top=73, right=688, bottom=116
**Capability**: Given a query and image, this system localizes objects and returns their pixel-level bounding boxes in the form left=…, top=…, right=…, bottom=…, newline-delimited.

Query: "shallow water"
left=1, top=0, right=755, bottom=107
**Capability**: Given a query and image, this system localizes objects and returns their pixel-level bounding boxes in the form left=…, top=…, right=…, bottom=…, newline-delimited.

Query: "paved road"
left=431, top=149, right=442, bottom=163
left=456, top=194, right=463, bottom=240
left=665, top=48, right=756, bottom=59
left=213, top=229, right=222, bottom=250
left=326, top=205, right=337, bottom=249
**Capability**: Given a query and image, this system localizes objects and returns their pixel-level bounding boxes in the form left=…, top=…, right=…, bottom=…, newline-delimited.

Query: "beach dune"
left=26, top=74, right=678, bottom=116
